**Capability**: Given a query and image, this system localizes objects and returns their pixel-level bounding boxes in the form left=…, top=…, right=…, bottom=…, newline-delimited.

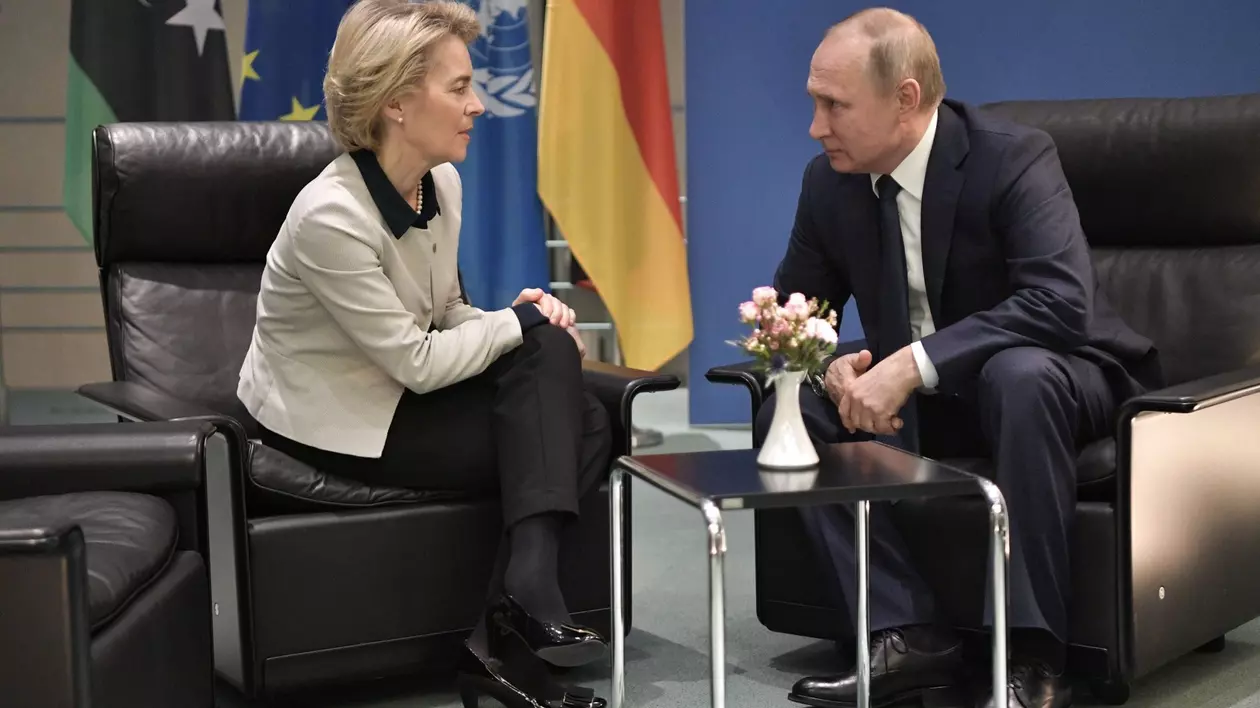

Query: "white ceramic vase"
left=756, top=369, right=820, bottom=470
left=759, top=468, right=820, bottom=492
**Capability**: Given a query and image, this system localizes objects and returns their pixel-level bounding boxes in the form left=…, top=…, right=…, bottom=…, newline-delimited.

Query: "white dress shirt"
left=869, top=109, right=941, bottom=391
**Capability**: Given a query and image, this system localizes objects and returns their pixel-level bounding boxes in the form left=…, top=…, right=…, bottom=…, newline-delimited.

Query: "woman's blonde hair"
left=324, top=0, right=481, bottom=152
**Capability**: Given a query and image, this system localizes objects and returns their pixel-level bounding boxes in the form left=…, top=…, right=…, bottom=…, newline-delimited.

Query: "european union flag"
left=238, top=0, right=354, bottom=122
left=456, top=0, right=550, bottom=309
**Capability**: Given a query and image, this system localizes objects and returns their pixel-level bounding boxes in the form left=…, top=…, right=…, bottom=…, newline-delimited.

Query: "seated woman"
left=236, top=2, right=611, bottom=706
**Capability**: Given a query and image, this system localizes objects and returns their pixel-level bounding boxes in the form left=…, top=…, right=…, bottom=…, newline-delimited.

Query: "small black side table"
left=609, top=442, right=1010, bottom=708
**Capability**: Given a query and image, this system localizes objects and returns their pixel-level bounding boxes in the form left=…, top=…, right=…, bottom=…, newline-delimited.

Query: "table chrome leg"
left=701, top=500, right=728, bottom=708
left=977, top=478, right=1010, bottom=708
left=611, top=467, right=626, bottom=708
left=855, top=500, right=871, bottom=708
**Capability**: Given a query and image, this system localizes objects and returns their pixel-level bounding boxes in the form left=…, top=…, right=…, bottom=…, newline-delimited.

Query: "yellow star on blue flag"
left=242, top=49, right=260, bottom=84
left=237, top=1, right=355, bottom=121
left=279, top=97, right=320, bottom=121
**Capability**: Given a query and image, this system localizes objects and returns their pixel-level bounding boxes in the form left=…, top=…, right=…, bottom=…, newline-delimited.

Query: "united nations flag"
left=238, top=0, right=355, bottom=122
left=456, top=0, right=550, bottom=310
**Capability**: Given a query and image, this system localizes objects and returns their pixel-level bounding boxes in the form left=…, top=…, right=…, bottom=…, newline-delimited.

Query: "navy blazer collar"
left=350, top=149, right=441, bottom=238
left=932, top=99, right=971, bottom=169
left=919, top=99, right=971, bottom=321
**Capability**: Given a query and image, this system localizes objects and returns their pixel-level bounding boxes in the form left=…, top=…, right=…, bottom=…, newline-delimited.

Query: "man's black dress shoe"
left=978, top=660, right=1071, bottom=708
left=490, top=593, right=607, bottom=668
left=788, top=626, right=965, bottom=708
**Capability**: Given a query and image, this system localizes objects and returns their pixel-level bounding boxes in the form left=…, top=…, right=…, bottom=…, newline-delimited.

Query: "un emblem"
left=467, top=0, right=536, bottom=118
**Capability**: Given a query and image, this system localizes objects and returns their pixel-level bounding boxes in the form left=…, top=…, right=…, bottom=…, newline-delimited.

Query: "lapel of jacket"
left=921, top=101, right=970, bottom=323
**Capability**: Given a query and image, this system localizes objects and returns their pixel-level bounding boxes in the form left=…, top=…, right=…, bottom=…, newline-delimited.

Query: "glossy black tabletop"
left=616, top=443, right=981, bottom=510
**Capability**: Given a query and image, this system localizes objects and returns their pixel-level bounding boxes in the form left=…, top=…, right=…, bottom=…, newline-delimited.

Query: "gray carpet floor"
left=12, top=388, right=1259, bottom=708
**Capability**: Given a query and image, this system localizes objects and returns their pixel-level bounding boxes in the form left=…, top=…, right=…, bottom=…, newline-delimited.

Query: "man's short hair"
left=829, top=8, right=945, bottom=110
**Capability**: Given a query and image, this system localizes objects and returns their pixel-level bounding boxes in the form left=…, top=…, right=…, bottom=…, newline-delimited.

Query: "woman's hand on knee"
left=534, top=296, right=575, bottom=328
left=513, top=288, right=576, bottom=329
left=513, top=287, right=546, bottom=307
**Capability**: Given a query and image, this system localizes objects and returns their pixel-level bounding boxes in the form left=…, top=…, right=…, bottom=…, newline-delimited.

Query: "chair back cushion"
left=1091, top=248, right=1260, bottom=387
left=92, top=122, right=341, bottom=424
left=981, top=94, right=1260, bottom=385
left=109, top=263, right=263, bottom=428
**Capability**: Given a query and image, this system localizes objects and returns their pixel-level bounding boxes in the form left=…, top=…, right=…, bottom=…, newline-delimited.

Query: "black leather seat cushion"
left=247, top=442, right=461, bottom=512
left=0, top=491, right=177, bottom=632
left=935, top=437, right=1116, bottom=499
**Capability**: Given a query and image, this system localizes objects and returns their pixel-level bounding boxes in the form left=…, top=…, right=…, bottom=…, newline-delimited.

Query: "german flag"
left=538, top=0, right=693, bottom=372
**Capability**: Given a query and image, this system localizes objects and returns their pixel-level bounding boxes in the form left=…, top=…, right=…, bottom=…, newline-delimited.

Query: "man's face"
left=806, top=37, right=902, bottom=174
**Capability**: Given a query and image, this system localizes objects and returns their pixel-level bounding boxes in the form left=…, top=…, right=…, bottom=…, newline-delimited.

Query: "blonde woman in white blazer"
left=236, top=3, right=610, bottom=706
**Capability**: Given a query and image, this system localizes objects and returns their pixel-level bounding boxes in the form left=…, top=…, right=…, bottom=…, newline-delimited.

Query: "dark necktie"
left=875, top=175, right=920, bottom=453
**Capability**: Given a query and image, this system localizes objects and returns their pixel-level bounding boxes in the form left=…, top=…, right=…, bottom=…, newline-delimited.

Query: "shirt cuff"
left=911, top=340, right=940, bottom=391
left=511, top=303, right=548, bottom=332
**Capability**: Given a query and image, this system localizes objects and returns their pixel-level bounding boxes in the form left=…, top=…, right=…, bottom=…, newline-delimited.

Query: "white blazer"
left=238, top=150, right=528, bottom=458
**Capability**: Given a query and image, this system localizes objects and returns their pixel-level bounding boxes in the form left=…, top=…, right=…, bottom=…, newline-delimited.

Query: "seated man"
left=759, top=9, right=1162, bottom=708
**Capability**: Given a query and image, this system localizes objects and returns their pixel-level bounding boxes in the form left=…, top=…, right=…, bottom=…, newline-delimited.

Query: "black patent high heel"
left=456, top=616, right=606, bottom=708
left=490, top=593, right=608, bottom=668
left=457, top=670, right=604, bottom=708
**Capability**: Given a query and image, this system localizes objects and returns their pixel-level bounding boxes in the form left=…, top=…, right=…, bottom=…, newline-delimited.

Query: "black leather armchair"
left=0, top=421, right=217, bottom=708
left=75, top=121, right=679, bottom=700
left=707, top=93, right=1260, bottom=703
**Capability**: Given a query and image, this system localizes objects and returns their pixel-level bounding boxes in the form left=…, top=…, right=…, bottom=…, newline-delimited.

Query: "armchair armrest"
left=1113, top=364, right=1260, bottom=675
left=78, top=380, right=223, bottom=422
left=581, top=359, right=680, bottom=457
left=705, top=359, right=769, bottom=422
left=1119, top=364, right=1260, bottom=416
left=77, top=379, right=253, bottom=489
left=0, top=521, right=92, bottom=707
left=0, top=420, right=217, bottom=501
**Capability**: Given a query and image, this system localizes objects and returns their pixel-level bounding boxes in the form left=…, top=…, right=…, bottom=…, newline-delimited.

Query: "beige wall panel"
left=0, top=123, right=66, bottom=206
left=675, top=107, right=686, bottom=190
left=661, top=0, right=685, bottom=108
left=1, top=292, right=103, bottom=328
left=223, top=0, right=248, bottom=107
left=0, top=211, right=85, bottom=248
left=662, top=0, right=686, bottom=201
left=0, top=250, right=97, bottom=288
left=2, top=330, right=111, bottom=389
left=0, top=0, right=71, bottom=117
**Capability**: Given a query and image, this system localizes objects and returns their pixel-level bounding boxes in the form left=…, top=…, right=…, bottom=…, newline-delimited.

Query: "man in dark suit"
left=760, top=9, right=1162, bottom=708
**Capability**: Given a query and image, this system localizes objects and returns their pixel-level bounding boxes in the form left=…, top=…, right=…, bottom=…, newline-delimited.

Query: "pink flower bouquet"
left=730, top=286, right=839, bottom=374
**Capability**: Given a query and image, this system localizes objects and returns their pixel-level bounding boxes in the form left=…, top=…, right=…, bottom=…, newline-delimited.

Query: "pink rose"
left=805, top=317, right=838, bottom=345
left=752, top=286, right=777, bottom=306
left=739, top=301, right=759, bottom=322
left=744, top=331, right=764, bottom=354
left=784, top=292, right=810, bottom=321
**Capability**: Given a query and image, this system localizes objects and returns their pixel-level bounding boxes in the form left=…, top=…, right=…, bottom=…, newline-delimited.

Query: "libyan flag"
left=63, top=0, right=236, bottom=244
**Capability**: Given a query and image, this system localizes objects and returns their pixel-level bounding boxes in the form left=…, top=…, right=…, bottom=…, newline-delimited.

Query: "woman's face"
left=393, top=36, right=485, bottom=165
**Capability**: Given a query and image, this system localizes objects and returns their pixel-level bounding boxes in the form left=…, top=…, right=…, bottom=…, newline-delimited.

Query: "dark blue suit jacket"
left=774, top=99, right=1162, bottom=400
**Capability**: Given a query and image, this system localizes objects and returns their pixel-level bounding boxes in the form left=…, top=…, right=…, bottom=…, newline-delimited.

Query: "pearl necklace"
left=415, top=180, right=423, bottom=213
